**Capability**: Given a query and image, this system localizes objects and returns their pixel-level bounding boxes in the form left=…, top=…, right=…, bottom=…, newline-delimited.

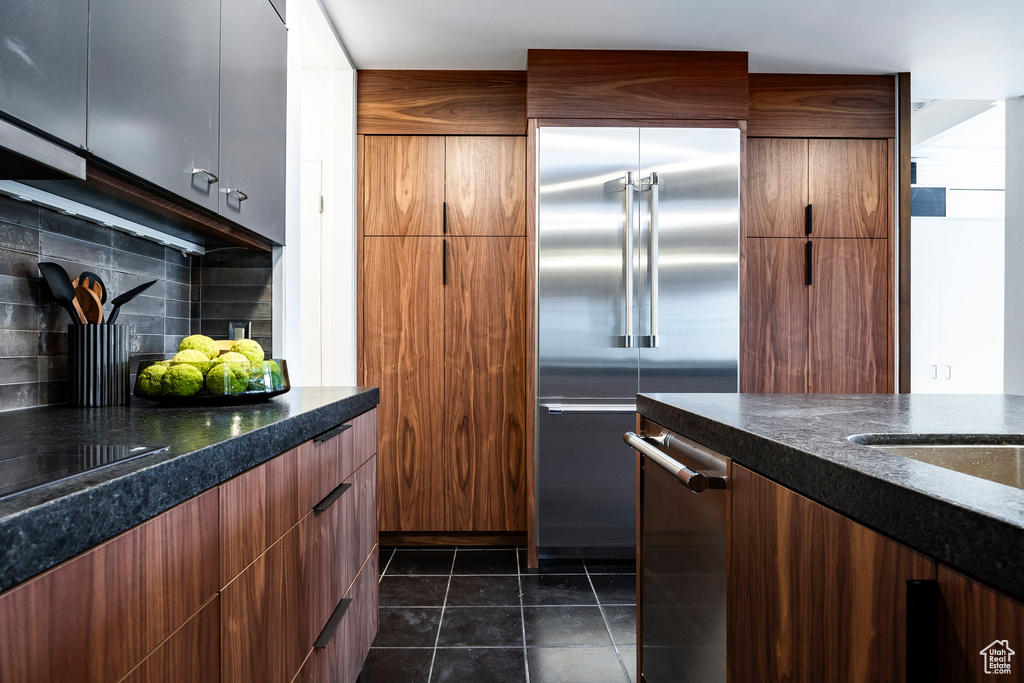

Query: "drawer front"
left=341, top=456, right=378, bottom=593
left=342, top=408, right=378, bottom=483
left=120, top=596, right=220, bottom=683
left=219, top=445, right=306, bottom=587
left=294, top=549, right=379, bottom=683
left=0, top=490, right=219, bottom=683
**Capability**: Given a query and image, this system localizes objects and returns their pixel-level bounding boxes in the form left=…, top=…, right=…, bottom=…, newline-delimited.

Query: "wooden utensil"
left=74, top=271, right=107, bottom=304
left=74, top=285, right=103, bottom=324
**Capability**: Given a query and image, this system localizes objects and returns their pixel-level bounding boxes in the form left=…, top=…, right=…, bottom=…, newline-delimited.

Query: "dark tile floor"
left=358, top=546, right=637, bottom=683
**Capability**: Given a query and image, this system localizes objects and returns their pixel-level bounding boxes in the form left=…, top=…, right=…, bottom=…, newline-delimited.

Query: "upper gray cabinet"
left=270, top=0, right=286, bottom=23
left=219, top=0, right=288, bottom=244
left=0, top=0, right=88, bottom=147
left=88, top=0, right=222, bottom=212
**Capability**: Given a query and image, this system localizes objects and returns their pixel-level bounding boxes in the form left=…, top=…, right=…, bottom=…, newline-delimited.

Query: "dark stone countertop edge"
left=0, top=388, right=379, bottom=593
left=637, top=394, right=1024, bottom=603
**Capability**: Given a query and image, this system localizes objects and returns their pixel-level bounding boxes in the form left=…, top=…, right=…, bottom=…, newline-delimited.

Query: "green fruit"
left=230, top=339, right=265, bottom=364
left=214, top=352, right=250, bottom=366
left=137, top=364, right=167, bottom=395
left=162, top=364, right=204, bottom=396
left=206, top=362, right=248, bottom=395
left=249, top=360, right=284, bottom=392
left=172, top=349, right=208, bottom=363
left=177, top=334, right=219, bottom=360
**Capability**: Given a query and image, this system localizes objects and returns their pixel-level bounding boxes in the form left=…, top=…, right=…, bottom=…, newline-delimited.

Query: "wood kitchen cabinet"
left=729, top=464, right=936, bottom=682
left=742, top=136, right=891, bottom=393
left=360, top=135, right=527, bottom=535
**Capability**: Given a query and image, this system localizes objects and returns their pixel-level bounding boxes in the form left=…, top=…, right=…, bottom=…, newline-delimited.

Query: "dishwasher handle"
left=624, top=431, right=727, bottom=493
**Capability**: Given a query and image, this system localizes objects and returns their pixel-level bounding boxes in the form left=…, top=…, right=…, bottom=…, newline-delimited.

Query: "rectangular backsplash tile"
left=194, top=247, right=274, bottom=357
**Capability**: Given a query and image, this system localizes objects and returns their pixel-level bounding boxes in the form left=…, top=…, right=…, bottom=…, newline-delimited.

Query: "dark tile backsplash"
left=192, top=247, right=274, bottom=357
left=0, top=193, right=275, bottom=412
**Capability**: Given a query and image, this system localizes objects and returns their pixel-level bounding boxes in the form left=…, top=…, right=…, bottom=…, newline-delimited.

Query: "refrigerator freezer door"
left=638, top=128, right=741, bottom=393
left=537, top=126, right=640, bottom=399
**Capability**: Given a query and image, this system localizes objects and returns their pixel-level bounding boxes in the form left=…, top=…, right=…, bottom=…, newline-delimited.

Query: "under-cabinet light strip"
left=0, top=180, right=205, bottom=256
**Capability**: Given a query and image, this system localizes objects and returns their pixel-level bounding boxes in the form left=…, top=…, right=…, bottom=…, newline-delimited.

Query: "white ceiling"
left=321, top=0, right=1024, bottom=99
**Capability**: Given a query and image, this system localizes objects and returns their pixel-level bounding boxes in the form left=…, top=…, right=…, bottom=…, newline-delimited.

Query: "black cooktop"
left=0, top=444, right=169, bottom=500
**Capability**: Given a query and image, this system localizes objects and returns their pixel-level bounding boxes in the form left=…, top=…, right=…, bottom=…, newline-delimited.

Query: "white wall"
left=1004, top=96, right=1024, bottom=393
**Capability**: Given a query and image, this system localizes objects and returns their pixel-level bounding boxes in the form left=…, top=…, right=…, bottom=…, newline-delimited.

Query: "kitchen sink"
left=849, top=434, right=1024, bottom=491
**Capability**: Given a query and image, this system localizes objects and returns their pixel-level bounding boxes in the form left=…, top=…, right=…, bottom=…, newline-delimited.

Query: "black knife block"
left=67, top=324, right=131, bottom=407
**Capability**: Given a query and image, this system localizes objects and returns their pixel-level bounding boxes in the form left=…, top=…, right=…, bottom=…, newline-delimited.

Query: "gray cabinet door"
left=0, top=0, right=88, bottom=146
left=219, top=0, right=288, bottom=244
left=269, top=0, right=286, bottom=23
left=88, top=0, right=221, bottom=212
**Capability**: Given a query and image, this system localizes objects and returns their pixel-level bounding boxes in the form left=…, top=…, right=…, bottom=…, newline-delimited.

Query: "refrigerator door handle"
left=622, top=172, right=636, bottom=348
left=642, top=172, right=660, bottom=348
left=543, top=403, right=637, bottom=415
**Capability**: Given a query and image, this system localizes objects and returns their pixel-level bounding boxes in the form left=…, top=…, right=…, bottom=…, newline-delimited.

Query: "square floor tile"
left=431, top=647, right=527, bottom=683
left=357, top=647, right=433, bottom=683
left=520, top=574, right=596, bottom=606
left=385, top=550, right=455, bottom=575
left=603, top=605, right=637, bottom=645
left=527, top=647, right=628, bottom=683
left=379, top=575, right=449, bottom=607
left=436, top=606, right=524, bottom=647
left=517, top=549, right=586, bottom=574
left=523, top=606, right=612, bottom=647
left=591, top=574, right=637, bottom=605
left=586, top=558, right=637, bottom=574
left=373, top=608, right=443, bottom=648
left=452, top=549, right=519, bottom=575
left=446, top=575, right=521, bottom=606
left=618, top=646, right=637, bottom=683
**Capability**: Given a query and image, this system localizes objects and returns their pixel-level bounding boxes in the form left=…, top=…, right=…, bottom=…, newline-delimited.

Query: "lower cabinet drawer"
left=294, top=549, right=379, bottom=683
left=120, top=596, right=220, bottom=683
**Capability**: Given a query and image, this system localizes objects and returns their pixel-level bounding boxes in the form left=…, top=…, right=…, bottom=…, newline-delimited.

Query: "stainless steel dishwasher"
left=625, top=417, right=730, bottom=683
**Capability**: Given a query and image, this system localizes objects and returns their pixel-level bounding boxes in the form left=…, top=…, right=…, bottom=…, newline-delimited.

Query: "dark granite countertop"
left=0, top=387, right=379, bottom=593
left=638, top=393, right=1024, bottom=602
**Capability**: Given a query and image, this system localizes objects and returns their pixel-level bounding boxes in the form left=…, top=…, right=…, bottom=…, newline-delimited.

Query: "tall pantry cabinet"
left=360, top=135, right=527, bottom=535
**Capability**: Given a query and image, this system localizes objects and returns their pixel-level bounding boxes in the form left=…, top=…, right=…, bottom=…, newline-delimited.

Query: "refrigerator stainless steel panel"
left=537, top=127, right=640, bottom=399
left=638, top=128, right=740, bottom=393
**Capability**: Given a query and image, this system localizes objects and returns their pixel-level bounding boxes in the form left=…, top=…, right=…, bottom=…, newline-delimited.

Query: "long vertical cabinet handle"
left=646, top=172, right=660, bottom=348
left=806, top=241, right=813, bottom=286
left=443, top=201, right=447, bottom=234
left=442, top=239, right=448, bottom=286
left=805, top=204, right=813, bottom=235
left=906, top=579, right=938, bottom=683
left=623, top=172, right=636, bottom=348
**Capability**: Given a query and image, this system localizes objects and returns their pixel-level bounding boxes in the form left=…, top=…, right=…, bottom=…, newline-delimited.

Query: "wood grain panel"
left=445, top=136, right=526, bottom=237
left=748, top=74, right=896, bottom=138
left=808, top=139, right=889, bottom=238
left=346, top=408, right=378, bottom=480
left=741, top=238, right=808, bottom=393
left=445, top=236, right=527, bottom=532
left=301, top=432, right=345, bottom=515
left=525, top=119, right=539, bottom=568
left=0, top=490, right=219, bottom=683
left=379, top=531, right=526, bottom=547
left=357, top=70, right=527, bottom=135
left=340, top=456, right=378, bottom=598
left=729, top=465, right=936, bottom=682
left=119, top=596, right=220, bottom=683
left=363, top=136, right=444, bottom=236
left=219, top=445, right=306, bottom=587
left=808, top=238, right=890, bottom=393
left=897, top=73, right=912, bottom=393
left=362, top=237, right=445, bottom=531
left=527, top=50, right=748, bottom=120
left=293, top=548, right=379, bottom=683
left=745, top=138, right=808, bottom=237
left=221, top=514, right=312, bottom=683
left=939, top=565, right=1024, bottom=682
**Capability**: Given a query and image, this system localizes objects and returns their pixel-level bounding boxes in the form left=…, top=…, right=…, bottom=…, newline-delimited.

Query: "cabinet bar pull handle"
left=191, top=168, right=219, bottom=184
left=443, top=201, right=447, bottom=234
left=645, top=172, right=660, bottom=348
left=806, top=241, right=813, bottom=286
left=314, top=482, right=352, bottom=513
left=313, top=597, right=353, bottom=649
left=313, top=422, right=352, bottom=442
left=622, top=172, right=636, bottom=348
left=443, top=239, right=448, bottom=285
left=221, top=188, right=248, bottom=201
left=624, top=432, right=727, bottom=493
left=805, top=203, right=813, bottom=235
left=906, top=579, right=938, bottom=683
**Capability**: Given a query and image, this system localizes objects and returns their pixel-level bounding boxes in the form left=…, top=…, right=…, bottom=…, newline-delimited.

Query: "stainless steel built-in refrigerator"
left=536, top=126, right=740, bottom=554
